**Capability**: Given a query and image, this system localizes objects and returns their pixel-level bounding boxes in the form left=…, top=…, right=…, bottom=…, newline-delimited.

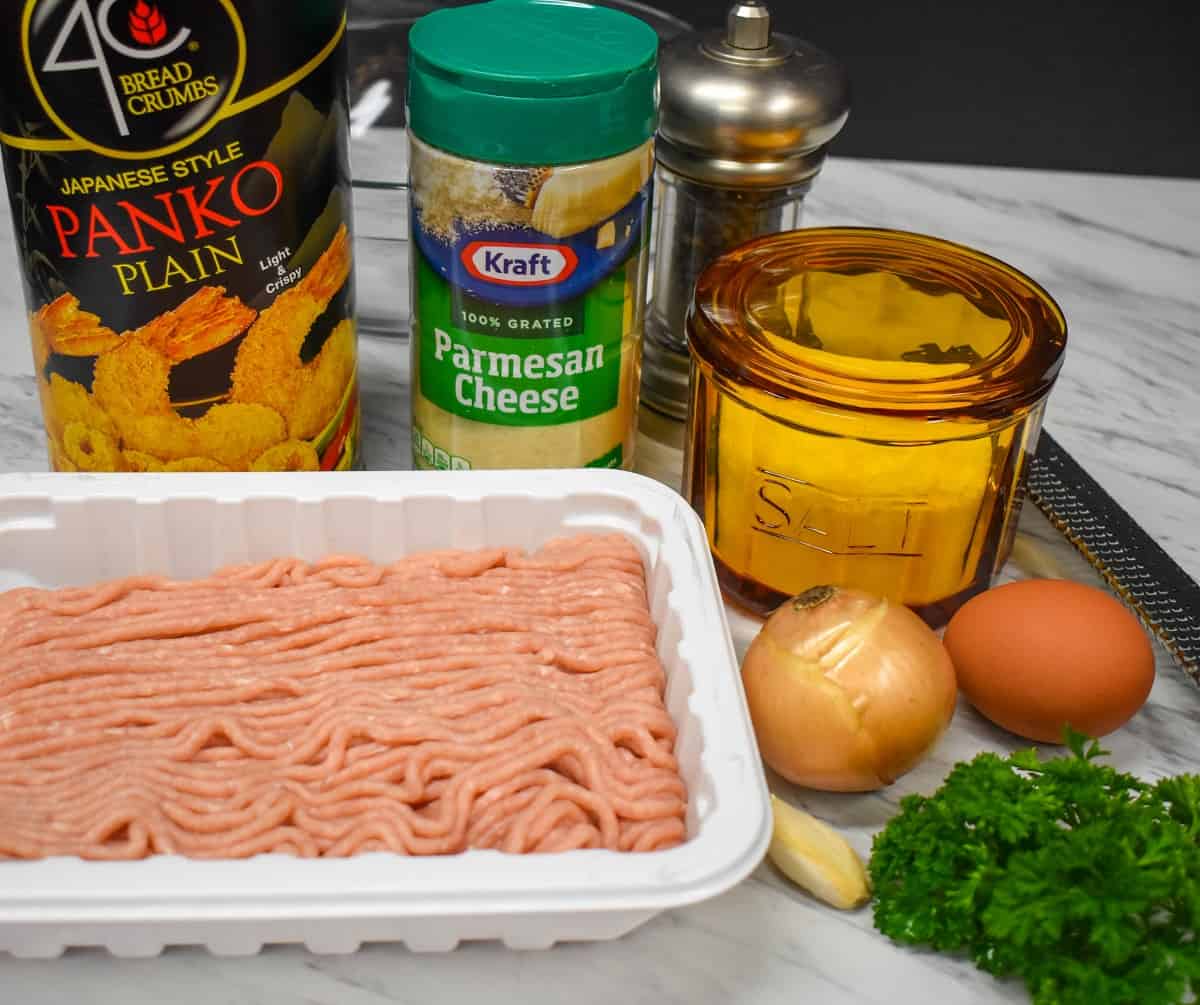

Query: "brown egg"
left=943, top=579, right=1154, bottom=743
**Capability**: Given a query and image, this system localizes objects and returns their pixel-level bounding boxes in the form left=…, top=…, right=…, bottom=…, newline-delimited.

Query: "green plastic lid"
left=407, top=0, right=658, bottom=166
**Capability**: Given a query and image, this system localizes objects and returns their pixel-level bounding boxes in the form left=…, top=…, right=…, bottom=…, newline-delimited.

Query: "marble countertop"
left=0, top=140, right=1197, bottom=1003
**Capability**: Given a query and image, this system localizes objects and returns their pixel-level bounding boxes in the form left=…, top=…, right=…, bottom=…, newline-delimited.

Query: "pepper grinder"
left=640, top=1, right=851, bottom=422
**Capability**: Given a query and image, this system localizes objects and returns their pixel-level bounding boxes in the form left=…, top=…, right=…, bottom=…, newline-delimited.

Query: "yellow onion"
left=741, top=585, right=957, bottom=791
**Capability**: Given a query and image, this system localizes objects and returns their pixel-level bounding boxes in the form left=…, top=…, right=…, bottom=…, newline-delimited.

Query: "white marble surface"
left=0, top=142, right=1198, bottom=1003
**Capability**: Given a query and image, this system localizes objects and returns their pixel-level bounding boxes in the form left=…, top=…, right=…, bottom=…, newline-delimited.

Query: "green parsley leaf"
left=869, top=732, right=1200, bottom=1004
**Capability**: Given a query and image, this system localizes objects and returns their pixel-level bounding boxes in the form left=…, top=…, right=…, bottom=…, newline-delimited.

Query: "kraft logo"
left=461, top=241, right=578, bottom=287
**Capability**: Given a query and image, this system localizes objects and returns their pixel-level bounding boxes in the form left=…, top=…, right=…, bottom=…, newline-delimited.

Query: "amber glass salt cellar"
left=684, top=229, right=1068, bottom=625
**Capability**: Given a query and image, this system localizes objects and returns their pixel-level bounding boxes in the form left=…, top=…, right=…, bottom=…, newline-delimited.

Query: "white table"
left=0, top=138, right=1198, bottom=1003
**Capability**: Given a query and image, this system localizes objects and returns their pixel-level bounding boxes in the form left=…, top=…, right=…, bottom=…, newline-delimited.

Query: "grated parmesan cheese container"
left=406, top=0, right=657, bottom=472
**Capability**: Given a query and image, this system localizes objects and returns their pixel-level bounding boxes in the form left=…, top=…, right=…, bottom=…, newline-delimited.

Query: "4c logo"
left=21, top=0, right=245, bottom=159
left=40, top=0, right=193, bottom=139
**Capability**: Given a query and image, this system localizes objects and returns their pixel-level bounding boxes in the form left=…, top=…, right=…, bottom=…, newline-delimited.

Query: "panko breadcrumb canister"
left=407, top=0, right=657, bottom=471
left=0, top=0, right=360, bottom=472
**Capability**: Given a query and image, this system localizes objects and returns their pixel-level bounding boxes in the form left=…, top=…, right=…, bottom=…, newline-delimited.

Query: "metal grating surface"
left=1027, top=430, right=1200, bottom=685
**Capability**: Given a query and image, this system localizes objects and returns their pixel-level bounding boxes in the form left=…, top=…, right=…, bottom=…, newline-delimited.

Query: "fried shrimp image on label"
left=163, top=457, right=232, bottom=472
left=61, top=421, right=122, bottom=472
left=191, top=403, right=287, bottom=467
left=30, top=294, right=122, bottom=366
left=230, top=225, right=354, bottom=438
left=121, top=450, right=165, bottom=472
left=251, top=440, right=320, bottom=471
left=130, top=286, right=257, bottom=364
left=93, top=339, right=287, bottom=469
left=92, top=338, right=173, bottom=424
left=44, top=374, right=116, bottom=443
left=29, top=298, right=122, bottom=446
left=41, top=374, right=116, bottom=471
left=48, top=442, right=77, bottom=472
left=286, top=319, right=357, bottom=440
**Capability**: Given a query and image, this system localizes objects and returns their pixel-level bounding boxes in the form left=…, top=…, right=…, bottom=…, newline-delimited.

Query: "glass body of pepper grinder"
left=639, top=1, right=851, bottom=434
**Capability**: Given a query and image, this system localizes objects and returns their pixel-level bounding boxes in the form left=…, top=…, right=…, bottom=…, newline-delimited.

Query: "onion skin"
left=741, top=586, right=958, bottom=792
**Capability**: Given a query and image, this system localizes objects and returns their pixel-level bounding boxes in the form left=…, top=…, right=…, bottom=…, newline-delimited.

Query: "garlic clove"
left=766, top=795, right=871, bottom=910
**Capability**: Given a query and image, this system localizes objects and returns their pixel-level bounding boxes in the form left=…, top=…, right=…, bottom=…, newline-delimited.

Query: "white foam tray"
left=0, top=470, right=770, bottom=958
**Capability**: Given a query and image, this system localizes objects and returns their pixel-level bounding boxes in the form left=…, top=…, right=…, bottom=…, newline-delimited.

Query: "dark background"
left=348, top=0, right=1200, bottom=178
left=710, top=0, right=1200, bottom=178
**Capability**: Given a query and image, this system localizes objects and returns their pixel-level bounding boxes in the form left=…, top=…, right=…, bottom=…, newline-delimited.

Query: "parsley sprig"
left=870, top=728, right=1200, bottom=1004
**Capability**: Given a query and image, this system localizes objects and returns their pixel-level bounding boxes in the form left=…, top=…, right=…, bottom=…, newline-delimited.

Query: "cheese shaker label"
left=1, top=0, right=360, bottom=473
left=409, top=135, right=651, bottom=468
